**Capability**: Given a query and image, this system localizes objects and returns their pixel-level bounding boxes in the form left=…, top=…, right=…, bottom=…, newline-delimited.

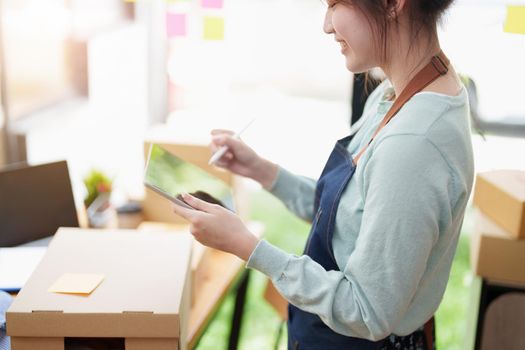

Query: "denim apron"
left=287, top=51, right=449, bottom=350
left=287, top=133, right=383, bottom=350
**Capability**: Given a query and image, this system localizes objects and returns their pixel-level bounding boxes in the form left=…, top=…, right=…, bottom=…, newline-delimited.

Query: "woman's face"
left=323, top=1, right=380, bottom=73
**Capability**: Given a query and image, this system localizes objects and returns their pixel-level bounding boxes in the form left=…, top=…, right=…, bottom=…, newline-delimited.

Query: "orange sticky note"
left=203, top=16, right=224, bottom=40
left=49, top=273, right=105, bottom=295
left=504, top=5, right=525, bottom=35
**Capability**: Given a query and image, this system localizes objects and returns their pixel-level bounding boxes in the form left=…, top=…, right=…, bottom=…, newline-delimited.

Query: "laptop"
left=0, top=160, right=79, bottom=292
left=0, top=160, right=79, bottom=247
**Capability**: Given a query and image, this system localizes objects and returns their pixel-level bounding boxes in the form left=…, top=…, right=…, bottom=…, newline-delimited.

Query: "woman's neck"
left=381, top=31, right=441, bottom=98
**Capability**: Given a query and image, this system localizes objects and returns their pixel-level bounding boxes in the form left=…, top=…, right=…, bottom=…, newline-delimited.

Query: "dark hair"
left=337, top=0, right=454, bottom=63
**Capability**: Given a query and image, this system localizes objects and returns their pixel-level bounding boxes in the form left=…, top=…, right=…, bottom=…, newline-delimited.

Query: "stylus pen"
left=208, top=118, right=256, bottom=165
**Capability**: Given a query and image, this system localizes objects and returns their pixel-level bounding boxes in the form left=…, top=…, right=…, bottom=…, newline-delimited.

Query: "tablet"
left=144, top=144, right=235, bottom=211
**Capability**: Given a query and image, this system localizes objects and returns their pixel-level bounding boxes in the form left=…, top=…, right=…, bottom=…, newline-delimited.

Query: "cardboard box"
left=137, top=221, right=265, bottom=308
left=471, top=211, right=525, bottom=285
left=143, top=125, right=250, bottom=225
left=7, top=228, right=193, bottom=350
left=137, top=221, right=212, bottom=307
left=473, top=170, right=525, bottom=239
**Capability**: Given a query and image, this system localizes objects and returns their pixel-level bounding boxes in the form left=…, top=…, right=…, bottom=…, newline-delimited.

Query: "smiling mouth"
left=338, top=41, right=348, bottom=52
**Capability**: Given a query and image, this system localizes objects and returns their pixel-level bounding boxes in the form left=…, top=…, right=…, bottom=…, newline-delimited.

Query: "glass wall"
left=1, top=0, right=130, bottom=120
left=442, top=0, right=525, bottom=121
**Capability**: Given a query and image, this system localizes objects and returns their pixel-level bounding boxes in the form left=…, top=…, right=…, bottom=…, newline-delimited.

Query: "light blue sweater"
left=246, top=80, right=475, bottom=341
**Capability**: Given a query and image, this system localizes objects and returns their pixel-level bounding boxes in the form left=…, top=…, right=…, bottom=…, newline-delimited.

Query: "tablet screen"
left=144, top=144, right=235, bottom=211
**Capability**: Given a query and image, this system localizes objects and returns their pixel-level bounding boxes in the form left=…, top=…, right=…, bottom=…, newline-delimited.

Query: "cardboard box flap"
left=471, top=210, right=525, bottom=284
left=474, top=210, right=515, bottom=239
left=477, top=170, right=525, bottom=201
left=7, top=229, right=192, bottom=338
left=474, top=170, right=525, bottom=238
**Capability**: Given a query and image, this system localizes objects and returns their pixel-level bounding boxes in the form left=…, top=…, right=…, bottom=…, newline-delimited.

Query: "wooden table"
left=187, top=248, right=247, bottom=349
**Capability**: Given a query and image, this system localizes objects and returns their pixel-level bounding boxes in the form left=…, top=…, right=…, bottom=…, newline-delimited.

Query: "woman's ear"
left=388, top=0, right=408, bottom=19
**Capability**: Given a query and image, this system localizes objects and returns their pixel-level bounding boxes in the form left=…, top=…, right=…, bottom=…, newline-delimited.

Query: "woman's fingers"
left=220, top=152, right=234, bottom=161
left=209, top=135, right=236, bottom=154
left=213, top=157, right=231, bottom=169
left=209, top=141, right=234, bottom=165
left=209, top=142, right=234, bottom=156
left=172, top=202, right=198, bottom=221
left=211, top=129, right=235, bottom=136
left=181, top=193, right=218, bottom=213
left=212, top=135, right=243, bottom=152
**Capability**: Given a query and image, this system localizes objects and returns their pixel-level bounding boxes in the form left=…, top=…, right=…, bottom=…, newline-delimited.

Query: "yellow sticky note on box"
left=504, top=5, right=525, bottom=34
left=49, top=273, right=105, bottom=295
left=203, top=16, right=224, bottom=40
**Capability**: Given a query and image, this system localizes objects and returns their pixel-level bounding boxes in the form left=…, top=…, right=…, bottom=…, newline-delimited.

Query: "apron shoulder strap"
left=353, top=50, right=450, bottom=165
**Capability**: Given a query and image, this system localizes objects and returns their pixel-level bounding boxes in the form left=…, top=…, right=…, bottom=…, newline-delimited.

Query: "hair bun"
left=420, top=0, right=454, bottom=14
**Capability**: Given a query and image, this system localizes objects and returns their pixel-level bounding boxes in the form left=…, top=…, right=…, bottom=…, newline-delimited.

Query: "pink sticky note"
left=201, top=0, right=223, bottom=9
left=166, top=13, right=187, bottom=38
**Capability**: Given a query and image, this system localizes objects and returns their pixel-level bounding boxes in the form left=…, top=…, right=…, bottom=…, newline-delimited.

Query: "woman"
left=173, top=0, right=474, bottom=348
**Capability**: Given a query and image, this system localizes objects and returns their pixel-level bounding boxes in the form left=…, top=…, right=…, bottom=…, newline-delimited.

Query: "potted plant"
left=83, top=170, right=116, bottom=228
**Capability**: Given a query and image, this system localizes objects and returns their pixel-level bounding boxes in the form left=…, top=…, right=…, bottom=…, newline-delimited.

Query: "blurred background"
left=1, top=0, right=524, bottom=349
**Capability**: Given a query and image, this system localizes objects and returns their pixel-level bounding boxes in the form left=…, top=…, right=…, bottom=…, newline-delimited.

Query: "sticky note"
left=49, top=273, right=105, bottom=295
left=167, top=13, right=187, bottom=38
left=167, top=0, right=192, bottom=5
left=202, top=0, right=223, bottom=9
left=203, top=17, right=224, bottom=40
left=504, top=5, right=525, bottom=35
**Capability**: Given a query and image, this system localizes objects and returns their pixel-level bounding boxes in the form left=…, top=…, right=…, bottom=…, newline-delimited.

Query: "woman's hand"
left=172, top=193, right=260, bottom=261
left=210, top=129, right=279, bottom=189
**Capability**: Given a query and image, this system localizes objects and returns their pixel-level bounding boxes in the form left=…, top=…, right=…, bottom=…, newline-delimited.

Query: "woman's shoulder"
left=387, top=83, right=470, bottom=138
left=374, top=84, right=473, bottom=181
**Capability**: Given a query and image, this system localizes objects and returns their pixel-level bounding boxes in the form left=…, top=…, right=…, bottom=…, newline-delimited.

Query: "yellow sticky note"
left=49, top=273, right=105, bottom=295
left=504, top=5, right=525, bottom=35
left=203, top=17, right=224, bottom=41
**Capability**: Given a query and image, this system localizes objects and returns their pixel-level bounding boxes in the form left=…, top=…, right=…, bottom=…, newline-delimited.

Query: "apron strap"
left=424, top=316, right=435, bottom=349
left=353, top=50, right=450, bottom=165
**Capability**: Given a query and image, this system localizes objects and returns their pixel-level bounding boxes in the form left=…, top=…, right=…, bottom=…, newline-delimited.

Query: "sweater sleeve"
left=268, top=166, right=317, bottom=222
left=247, top=134, right=456, bottom=341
